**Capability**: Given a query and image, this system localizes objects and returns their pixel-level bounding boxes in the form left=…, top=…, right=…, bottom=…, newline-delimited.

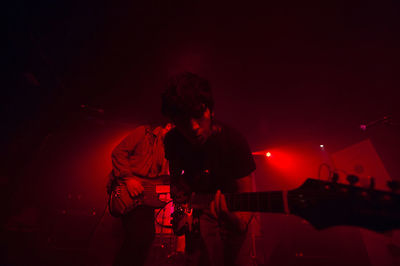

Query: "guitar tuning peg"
left=369, top=177, right=375, bottom=190
left=331, top=172, right=339, bottom=183
left=387, top=180, right=400, bottom=193
left=346, top=175, right=359, bottom=186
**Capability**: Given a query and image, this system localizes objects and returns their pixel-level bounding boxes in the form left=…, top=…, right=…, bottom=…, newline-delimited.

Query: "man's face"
left=174, top=108, right=213, bottom=145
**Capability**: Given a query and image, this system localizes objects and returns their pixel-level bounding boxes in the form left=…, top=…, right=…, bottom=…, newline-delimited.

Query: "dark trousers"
left=113, top=206, right=155, bottom=266
left=185, top=212, right=252, bottom=266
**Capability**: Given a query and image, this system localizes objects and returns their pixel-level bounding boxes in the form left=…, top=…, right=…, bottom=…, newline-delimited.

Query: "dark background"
left=3, top=0, right=400, bottom=265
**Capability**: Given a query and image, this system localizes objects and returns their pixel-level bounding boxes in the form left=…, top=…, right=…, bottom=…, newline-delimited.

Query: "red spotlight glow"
left=266, top=152, right=271, bottom=157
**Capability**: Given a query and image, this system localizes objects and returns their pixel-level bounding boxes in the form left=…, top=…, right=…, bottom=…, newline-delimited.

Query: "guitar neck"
left=191, top=191, right=287, bottom=213
left=181, top=179, right=400, bottom=233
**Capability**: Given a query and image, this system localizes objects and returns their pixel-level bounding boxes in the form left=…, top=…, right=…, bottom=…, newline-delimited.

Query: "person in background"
left=107, top=123, right=172, bottom=266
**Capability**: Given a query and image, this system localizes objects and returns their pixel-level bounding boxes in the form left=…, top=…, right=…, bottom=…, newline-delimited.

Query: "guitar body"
left=109, top=176, right=169, bottom=217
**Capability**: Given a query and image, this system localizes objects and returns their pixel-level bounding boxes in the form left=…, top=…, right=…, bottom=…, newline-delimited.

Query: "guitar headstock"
left=288, top=178, right=400, bottom=232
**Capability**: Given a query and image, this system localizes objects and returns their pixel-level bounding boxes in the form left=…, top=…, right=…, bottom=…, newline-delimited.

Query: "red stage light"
left=266, top=152, right=271, bottom=157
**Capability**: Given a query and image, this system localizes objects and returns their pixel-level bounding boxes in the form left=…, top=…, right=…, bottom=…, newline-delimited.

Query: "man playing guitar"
left=107, top=123, right=172, bottom=266
left=162, top=72, right=256, bottom=265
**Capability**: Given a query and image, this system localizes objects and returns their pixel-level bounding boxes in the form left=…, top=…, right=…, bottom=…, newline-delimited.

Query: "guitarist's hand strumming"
left=125, top=178, right=144, bottom=197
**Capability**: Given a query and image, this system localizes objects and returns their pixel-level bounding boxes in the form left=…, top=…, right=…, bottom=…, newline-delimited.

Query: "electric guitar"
left=171, top=178, right=400, bottom=235
left=108, top=175, right=170, bottom=217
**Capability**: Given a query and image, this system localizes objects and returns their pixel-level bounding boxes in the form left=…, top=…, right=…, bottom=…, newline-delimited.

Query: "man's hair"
left=161, top=72, right=213, bottom=120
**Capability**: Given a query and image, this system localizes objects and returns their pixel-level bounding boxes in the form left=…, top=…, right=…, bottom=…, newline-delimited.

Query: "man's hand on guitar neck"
left=210, top=190, right=253, bottom=233
left=124, top=177, right=144, bottom=197
left=210, top=175, right=254, bottom=233
left=210, top=189, right=230, bottom=218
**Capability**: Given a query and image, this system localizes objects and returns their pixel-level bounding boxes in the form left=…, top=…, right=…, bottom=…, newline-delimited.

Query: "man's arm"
left=211, top=174, right=254, bottom=232
left=111, top=126, right=146, bottom=177
left=211, top=128, right=256, bottom=232
left=110, top=126, right=146, bottom=196
left=233, top=174, right=254, bottom=231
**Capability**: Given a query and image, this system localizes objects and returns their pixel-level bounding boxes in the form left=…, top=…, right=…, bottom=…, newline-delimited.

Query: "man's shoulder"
left=212, top=122, right=248, bottom=144
left=131, top=125, right=156, bottom=135
left=121, top=125, right=153, bottom=142
left=215, top=122, right=256, bottom=177
left=131, top=125, right=148, bottom=133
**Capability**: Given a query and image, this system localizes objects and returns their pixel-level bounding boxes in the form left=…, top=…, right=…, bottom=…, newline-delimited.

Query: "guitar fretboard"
left=191, top=191, right=286, bottom=213
left=174, top=178, right=400, bottom=233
